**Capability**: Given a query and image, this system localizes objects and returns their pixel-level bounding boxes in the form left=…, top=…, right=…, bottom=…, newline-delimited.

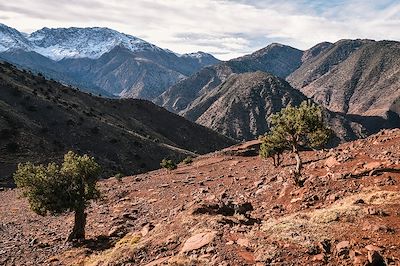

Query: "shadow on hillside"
left=345, top=111, right=400, bottom=134
left=79, top=235, right=115, bottom=252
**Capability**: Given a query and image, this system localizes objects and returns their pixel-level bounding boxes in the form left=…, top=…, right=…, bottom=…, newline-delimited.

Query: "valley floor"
left=1, top=129, right=400, bottom=265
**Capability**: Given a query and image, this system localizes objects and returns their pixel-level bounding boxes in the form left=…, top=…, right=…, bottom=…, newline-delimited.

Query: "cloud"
left=0, top=0, right=399, bottom=60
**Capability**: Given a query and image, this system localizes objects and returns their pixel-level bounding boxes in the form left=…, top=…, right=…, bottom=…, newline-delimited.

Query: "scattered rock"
left=353, top=199, right=365, bottom=205
left=336, top=241, right=350, bottom=257
left=181, top=231, right=217, bottom=253
left=318, top=239, right=331, bottom=254
left=141, top=223, right=155, bottom=237
left=236, top=238, right=250, bottom=248
left=350, top=250, right=368, bottom=266
left=312, top=254, right=325, bottom=262
left=368, top=250, right=386, bottom=265
left=325, top=156, right=340, bottom=168
left=365, top=245, right=383, bottom=252
left=108, top=225, right=126, bottom=237
left=363, top=162, right=382, bottom=171
left=366, top=208, right=388, bottom=217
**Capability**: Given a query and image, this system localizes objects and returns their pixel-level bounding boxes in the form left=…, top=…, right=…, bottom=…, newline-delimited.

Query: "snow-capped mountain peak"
left=0, top=24, right=218, bottom=64
left=27, top=27, right=162, bottom=61
left=181, top=51, right=210, bottom=59
left=0, top=23, right=33, bottom=52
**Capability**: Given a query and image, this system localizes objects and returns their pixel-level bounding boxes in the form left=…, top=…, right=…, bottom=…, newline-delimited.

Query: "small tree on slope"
left=14, top=151, right=101, bottom=241
left=260, top=101, right=331, bottom=186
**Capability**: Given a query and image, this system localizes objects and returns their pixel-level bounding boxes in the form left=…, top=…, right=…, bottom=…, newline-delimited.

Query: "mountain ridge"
left=287, top=39, right=400, bottom=119
left=154, top=43, right=303, bottom=113
left=0, top=23, right=220, bottom=99
left=0, top=61, right=234, bottom=186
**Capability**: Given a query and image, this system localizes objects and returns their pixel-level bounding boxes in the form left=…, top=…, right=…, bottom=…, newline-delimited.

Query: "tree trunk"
left=292, top=145, right=303, bottom=186
left=67, top=205, right=86, bottom=242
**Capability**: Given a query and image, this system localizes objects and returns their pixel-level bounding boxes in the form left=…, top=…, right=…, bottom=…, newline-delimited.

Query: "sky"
left=0, top=0, right=399, bottom=60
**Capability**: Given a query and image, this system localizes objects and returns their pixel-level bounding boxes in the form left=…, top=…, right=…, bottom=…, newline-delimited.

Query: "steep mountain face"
left=155, top=43, right=303, bottom=113
left=185, top=72, right=306, bottom=140
left=287, top=40, right=400, bottom=120
left=300, top=42, right=333, bottom=63
left=0, top=24, right=219, bottom=99
left=182, top=71, right=364, bottom=141
left=0, top=62, right=234, bottom=185
left=0, top=24, right=33, bottom=52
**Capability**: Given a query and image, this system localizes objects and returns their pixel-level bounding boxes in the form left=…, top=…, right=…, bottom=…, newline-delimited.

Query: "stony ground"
left=1, top=129, right=400, bottom=265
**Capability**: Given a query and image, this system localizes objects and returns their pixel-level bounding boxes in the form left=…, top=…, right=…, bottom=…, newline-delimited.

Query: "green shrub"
left=114, top=173, right=123, bottom=182
left=182, top=156, right=193, bottom=165
left=160, top=159, right=177, bottom=170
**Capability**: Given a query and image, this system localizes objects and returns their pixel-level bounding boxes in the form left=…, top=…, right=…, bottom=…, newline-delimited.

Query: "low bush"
left=160, top=159, right=177, bottom=170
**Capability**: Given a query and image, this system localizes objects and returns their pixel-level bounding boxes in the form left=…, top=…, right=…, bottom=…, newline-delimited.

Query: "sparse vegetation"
left=160, top=158, right=177, bottom=170
left=182, top=156, right=194, bottom=165
left=114, top=173, right=123, bottom=182
left=260, top=101, right=331, bottom=185
left=14, top=151, right=101, bottom=241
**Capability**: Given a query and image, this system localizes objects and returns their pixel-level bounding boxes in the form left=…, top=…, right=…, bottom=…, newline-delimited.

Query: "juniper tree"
left=260, top=101, right=331, bottom=185
left=14, top=151, right=101, bottom=241
left=259, top=133, right=286, bottom=167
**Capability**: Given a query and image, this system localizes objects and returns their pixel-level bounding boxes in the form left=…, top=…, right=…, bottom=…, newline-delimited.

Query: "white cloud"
left=0, top=0, right=399, bottom=60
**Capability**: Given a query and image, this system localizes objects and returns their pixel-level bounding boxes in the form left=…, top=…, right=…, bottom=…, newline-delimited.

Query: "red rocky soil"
left=1, top=129, right=400, bottom=265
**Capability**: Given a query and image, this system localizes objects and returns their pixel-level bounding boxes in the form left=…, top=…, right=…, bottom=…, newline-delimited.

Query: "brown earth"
left=1, top=129, right=399, bottom=265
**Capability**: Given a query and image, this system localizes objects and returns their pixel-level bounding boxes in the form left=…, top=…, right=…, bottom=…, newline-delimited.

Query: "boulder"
left=181, top=231, right=217, bottom=253
left=368, top=250, right=386, bottom=265
left=325, top=156, right=340, bottom=168
left=336, top=241, right=350, bottom=257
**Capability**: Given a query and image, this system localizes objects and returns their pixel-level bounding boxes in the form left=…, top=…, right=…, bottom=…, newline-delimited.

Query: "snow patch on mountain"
left=0, top=23, right=33, bottom=52
left=0, top=24, right=218, bottom=63
left=27, top=27, right=161, bottom=61
left=181, top=52, right=210, bottom=59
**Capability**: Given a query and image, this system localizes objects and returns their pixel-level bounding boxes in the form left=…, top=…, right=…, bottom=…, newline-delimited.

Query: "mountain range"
left=0, top=23, right=399, bottom=144
left=0, top=62, right=234, bottom=186
left=0, top=24, right=219, bottom=99
left=156, top=39, right=399, bottom=140
left=287, top=39, right=400, bottom=126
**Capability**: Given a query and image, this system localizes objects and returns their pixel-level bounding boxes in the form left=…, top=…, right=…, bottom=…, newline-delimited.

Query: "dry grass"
left=261, top=189, right=400, bottom=246
left=168, top=256, right=208, bottom=266
left=84, top=233, right=142, bottom=266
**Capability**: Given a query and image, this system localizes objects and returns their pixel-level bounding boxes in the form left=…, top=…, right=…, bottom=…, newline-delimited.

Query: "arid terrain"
left=1, top=129, right=399, bottom=265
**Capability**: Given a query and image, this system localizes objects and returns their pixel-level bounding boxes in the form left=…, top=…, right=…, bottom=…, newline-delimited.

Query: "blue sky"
left=0, top=0, right=399, bottom=60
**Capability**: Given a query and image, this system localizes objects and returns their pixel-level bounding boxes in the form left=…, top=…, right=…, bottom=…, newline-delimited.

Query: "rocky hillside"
left=180, top=71, right=364, bottom=141
left=0, top=24, right=219, bottom=100
left=0, top=62, right=234, bottom=185
left=1, top=129, right=399, bottom=265
left=287, top=40, right=400, bottom=121
left=154, top=43, right=303, bottom=113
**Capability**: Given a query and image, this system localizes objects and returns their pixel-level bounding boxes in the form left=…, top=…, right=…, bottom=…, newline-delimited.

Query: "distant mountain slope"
left=287, top=40, right=400, bottom=119
left=0, top=62, right=234, bottom=185
left=0, top=23, right=219, bottom=100
left=154, top=43, right=303, bottom=113
left=182, top=71, right=364, bottom=141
